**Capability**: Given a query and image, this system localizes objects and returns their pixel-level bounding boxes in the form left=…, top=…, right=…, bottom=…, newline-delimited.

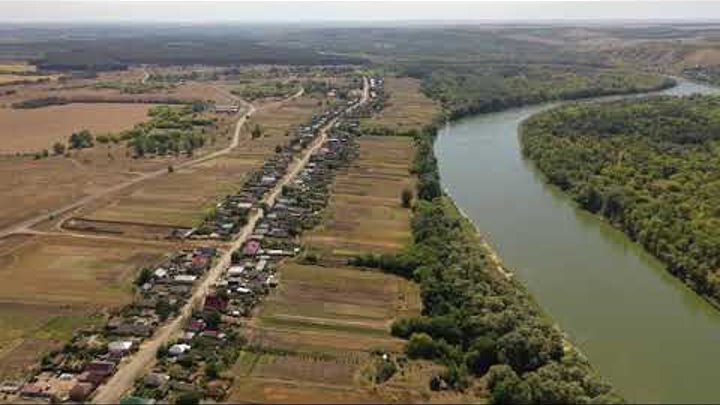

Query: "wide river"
left=435, top=80, right=720, bottom=403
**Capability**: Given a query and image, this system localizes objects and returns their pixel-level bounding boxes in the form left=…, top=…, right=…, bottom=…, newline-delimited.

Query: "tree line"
left=351, top=125, right=621, bottom=404
left=521, top=95, right=720, bottom=307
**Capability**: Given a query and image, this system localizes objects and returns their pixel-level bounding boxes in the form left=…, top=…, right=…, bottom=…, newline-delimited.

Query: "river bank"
left=434, top=78, right=720, bottom=403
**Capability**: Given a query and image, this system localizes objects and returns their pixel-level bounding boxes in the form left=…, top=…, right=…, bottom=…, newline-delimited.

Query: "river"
left=434, top=79, right=720, bottom=403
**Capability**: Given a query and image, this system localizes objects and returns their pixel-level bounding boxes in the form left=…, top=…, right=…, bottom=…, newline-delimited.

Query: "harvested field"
left=362, top=77, right=439, bottom=132
left=0, top=233, right=166, bottom=306
left=0, top=74, right=53, bottom=86
left=81, top=153, right=262, bottom=228
left=306, top=136, right=415, bottom=260
left=0, top=305, right=99, bottom=381
left=250, top=94, right=324, bottom=138
left=260, top=263, right=421, bottom=333
left=0, top=146, right=181, bottom=230
left=62, top=217, right=191, bottom=240
left=0, top=103, right=152, bottom=154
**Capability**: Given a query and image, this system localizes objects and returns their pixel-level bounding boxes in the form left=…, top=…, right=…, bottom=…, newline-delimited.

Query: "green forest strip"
left=521, top=95, right=720, bottom=308
left=351, top=125, right=621, bottom=404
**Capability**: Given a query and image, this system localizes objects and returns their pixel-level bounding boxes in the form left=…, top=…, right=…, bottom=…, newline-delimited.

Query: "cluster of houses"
left=5, top=247, right=217, bottom=403
left=121, top=82, right=376, bottom=404
left=192, top=84, right=364, bottom=241
left=0, top=76, right=378, bottom=405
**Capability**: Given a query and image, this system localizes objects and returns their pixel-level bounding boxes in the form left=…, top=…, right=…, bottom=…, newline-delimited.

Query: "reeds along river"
left=434, top=79, right=720, bottom=403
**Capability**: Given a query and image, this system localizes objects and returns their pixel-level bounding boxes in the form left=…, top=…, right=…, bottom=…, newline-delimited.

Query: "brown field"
left=362, top=77, right=439, bottom=132
left=0, top=74, right=54, bottom=86
left=0, top=233, right=166, bottom=306
left=0, top=103, right=152, bottom=154
left=80, top=151, right=264, bottom=228
left=0, top=144, right=185, bottom=231
left=249, top=93, right=324, bottom=138
left=0, top=233, right=166, bottom=379
left=0, top=63, right=36, bottom=74
left=306, top=136, right=415, bottom=260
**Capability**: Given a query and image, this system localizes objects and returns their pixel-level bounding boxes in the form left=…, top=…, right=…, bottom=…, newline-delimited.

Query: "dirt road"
left=0, top=88, right=307, bottom=240
left=92, top=79, right=367, bottom=403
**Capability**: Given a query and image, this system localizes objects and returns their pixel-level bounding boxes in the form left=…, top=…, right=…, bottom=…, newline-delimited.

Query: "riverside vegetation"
left=352, top=125, right=621, bottom=404
left=521, top=95, right=720, bottom=307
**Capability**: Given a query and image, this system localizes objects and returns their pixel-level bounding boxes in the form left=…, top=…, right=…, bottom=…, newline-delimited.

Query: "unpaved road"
left=92, top=79, right=367, bottom=403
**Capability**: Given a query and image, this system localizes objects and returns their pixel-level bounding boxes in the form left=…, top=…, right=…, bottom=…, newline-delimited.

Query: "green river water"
left=434, top=80, right=720, bottom=403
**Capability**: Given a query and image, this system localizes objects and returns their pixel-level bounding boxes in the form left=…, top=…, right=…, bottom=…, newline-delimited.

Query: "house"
left=69, top=382, right=94, bottom=402
left=227, top=265, right=245, bottom=276
left=168, top=344, right=191, bottom=356
left=85, top=361, right=115, bottom=378
left=153, top=268, right=168, bottom=278
left=108, top=340, right=134, bottom=357
left=204, top=295, right=227, bottom=312
left=243, top=240, right=261, bottom=256
left=188, top=319, right=206, bottom=332
left=173, top=275, right=197, bottom=284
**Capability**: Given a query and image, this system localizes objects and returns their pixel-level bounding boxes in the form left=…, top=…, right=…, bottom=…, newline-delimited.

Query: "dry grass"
left=0, top=234, right=166, bottom=306
left=306, top=136, right=415, bottom=260
left=0, top=63, right=36, bottom=74
left=0, top=103, right=153, bottom=154
left=362, top=77, right=440, bottom=132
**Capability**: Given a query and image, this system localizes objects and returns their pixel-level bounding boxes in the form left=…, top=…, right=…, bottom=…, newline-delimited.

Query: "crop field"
left=0, top=103, right=153, bottom=154
left=306, top=136, right=415, bottom=259
left=249, top=93, right=324, bottom=138
left=0, top=233, right=166, bottom=306
left=81, top=153, right=262, bottom=228
left=0, top=233, right=165, bottom=379
left=362, top=77, right=439, bottom=132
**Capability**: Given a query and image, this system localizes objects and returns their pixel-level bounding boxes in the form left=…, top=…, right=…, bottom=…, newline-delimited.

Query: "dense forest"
left=521, top=95, right=720, bottom=305
left=410, top=64, right=674, bottom=119
left=352, top=125, right=620, bottom=404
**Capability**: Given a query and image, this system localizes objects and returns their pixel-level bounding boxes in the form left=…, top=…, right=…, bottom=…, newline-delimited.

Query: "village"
left=1, top=75, right=384, bottom=404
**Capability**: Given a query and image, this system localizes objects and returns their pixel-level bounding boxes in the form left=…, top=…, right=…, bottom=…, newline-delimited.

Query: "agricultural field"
left=361, top=76, right=440, bottom=133
left=0, top=103, right=153, bottom=154
left=78, top=153, right=262, bottom=229
left=0, top=233, right=167, bottom=379
left=306, top=135, right=416, bottom=261
left=228, top=135, right=437, bottom=403
left=248, top=93, right=324, bottom=139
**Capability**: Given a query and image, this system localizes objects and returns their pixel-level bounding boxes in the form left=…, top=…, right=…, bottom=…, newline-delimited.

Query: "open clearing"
left=0, top=233, right=166, bottom=306
left=0, top=103, right=152, bottom=154
left=306, top=135, right=416, bottom=260
left=362, top=77, right=439, bottom=132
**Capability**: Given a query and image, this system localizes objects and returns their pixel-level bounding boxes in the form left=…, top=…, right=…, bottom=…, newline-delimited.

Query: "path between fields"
left=0, top=87, right=304, bottom=240
left=92, top=79, right=367, bottom=403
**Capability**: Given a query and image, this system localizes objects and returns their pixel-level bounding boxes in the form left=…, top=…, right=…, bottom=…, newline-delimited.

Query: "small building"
left=204, top=295, right=227, bottom=312
left=243, top=240, right=261, bottom=256
left=108, top=340, right=134, bottom=357
left=173, top=275, right=198, bottom=284
left=168, top=344, right=191, bottom=357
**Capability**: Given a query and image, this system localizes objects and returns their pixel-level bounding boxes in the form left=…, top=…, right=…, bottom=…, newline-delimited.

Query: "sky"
left=2, top=0, right=720, bottom=23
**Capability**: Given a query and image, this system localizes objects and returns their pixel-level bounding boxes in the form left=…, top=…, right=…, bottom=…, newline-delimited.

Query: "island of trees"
left=521, top=95, right=720, bottom=306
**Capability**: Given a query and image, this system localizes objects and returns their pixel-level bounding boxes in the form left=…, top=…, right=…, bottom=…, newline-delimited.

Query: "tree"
left=52, top=142, right=66, bottom=156
left=465, top=336, right=497, bottom=376
left=251, top=124, right=263, bottom=139
left=69, top=129, right=94, bottom=149
left=135, top=267, right=153, bottom=287
left=487, top=364, right=533, bottom=405
left=401, top=188, right=413, bottom=208
left=175, top=391, right=201, bottom=405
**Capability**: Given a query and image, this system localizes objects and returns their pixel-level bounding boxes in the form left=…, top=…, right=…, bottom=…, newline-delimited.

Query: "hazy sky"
left=3, top=0, right=720, bottom=23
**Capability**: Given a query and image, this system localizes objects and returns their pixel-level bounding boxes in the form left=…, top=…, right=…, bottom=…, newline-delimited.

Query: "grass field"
left=249, top=93, right=324, bottom=138
left=0, top=234, right=166, bottom=306
left=362, top=77, right=439, bottom=132
left=0, top=103, right=153, bottom=154
left=0, top=233, right=165, bottom=379
left=306, top=136, right=415, bottom=260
